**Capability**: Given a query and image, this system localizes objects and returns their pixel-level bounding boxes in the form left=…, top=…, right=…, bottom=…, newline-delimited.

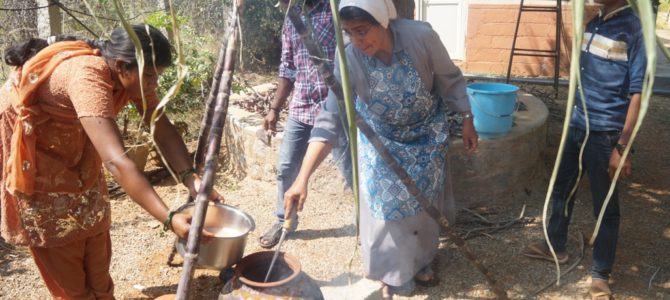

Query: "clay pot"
left=219, top=251, right=323, bottom=300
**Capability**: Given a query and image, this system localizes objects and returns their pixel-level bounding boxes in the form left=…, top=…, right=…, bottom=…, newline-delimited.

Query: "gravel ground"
left=1, top=89, right=669, bottom=299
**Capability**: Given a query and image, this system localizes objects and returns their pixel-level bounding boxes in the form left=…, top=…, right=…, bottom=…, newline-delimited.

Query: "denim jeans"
left=547, top=127, right=621, bottom=280
left=274, top=118, right=352, bottom=221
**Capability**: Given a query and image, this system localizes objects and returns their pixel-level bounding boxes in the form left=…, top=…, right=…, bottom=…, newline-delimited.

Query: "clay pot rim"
left=235, top=251, right=301, bottom=288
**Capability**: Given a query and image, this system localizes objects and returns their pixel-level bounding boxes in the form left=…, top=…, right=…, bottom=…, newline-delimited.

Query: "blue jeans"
left=547, top=127, right=621, bottom=280
left=275, top=118, right=352, bottom=221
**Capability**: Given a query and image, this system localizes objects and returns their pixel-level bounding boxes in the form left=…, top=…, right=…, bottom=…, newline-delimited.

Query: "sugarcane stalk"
left=541, top=0, right=585, bottom=285
left=290, top=2, right=507, bottom=298
left=166, top=0, right=225, bottom=266
left=165, top=34, right=231, bottom=270
left=327, top=2, right=361, bottom=234
left=562, top=0, right=592, bottom=240
left=194, top=36, right=229, bottom=172
left=167, top=0, right=229, bottom=268
left=174, top=1, right=243, bottom=298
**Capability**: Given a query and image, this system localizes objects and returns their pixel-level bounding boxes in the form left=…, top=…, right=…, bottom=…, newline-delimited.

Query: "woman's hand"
left=169, top=212, right=215, bottom=242
left=170, top=213, right=192, bottom=239
left=284, top=180, right=308, bottom=218
left=608, top=150, right=632, bottom=180
left=184, top=173, right=225, bottom=203
left=461, top=118, right=478, bottom=154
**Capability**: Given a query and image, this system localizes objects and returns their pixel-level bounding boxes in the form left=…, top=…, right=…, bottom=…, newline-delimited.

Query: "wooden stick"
left=174, top=1, right=243, bottom=299
left=288, top=6, right=508, bottom=299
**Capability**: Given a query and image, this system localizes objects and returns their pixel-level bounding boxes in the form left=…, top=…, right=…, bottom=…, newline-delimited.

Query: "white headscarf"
left=339, top=0, right=398, bottom=28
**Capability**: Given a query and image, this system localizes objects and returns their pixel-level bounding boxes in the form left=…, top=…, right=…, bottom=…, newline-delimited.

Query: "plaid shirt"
left=278, top=0, right=335, bottom=125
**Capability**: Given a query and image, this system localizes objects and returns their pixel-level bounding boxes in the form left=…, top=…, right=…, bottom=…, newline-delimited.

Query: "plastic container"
left=467, top=83, right=519, bottom=138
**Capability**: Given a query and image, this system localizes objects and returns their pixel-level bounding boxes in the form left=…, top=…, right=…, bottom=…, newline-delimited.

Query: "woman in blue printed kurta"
left=283, top=0, right=478, bottom=297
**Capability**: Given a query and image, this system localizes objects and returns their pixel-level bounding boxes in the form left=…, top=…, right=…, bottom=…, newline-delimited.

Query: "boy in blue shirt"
left=521, top=0, right=646, bottom=299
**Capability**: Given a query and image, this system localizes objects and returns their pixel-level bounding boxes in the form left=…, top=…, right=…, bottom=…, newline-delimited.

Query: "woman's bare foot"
left=414, top=266, right=439, bottom=287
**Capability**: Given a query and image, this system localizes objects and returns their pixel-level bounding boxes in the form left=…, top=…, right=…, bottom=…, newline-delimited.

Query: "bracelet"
left=462, top=112, right=473, bottom=119
left=178, top=168, right=197, bottom=184
left=163, top=210, right=177, bottom=232
left=269, top=107, right=281, bottom=113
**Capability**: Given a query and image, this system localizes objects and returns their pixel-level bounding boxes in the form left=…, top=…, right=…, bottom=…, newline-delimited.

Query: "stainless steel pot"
left=175, top=203, right=255, bottom=270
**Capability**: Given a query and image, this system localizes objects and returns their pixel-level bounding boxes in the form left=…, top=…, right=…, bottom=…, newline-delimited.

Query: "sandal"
left=259, top=222, right=283, bottom=249
left=414, top=266, right=439, bottom=287
left=590, top=278, right=613, bottom=300
left=521, top=242, right=569, bottom=264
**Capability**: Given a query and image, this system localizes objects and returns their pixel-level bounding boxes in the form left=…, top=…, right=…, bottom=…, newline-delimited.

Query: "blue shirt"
left=571, top=5, right=647, bottom=131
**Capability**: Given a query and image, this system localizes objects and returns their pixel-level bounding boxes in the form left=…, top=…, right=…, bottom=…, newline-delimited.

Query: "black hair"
left=3, top=24, right=172, bottom=69
left=339, top=6, right=380, bottom=26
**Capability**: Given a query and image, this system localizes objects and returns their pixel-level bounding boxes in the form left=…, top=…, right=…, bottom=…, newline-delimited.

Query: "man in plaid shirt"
left=260, top=0, right=351, bottom=248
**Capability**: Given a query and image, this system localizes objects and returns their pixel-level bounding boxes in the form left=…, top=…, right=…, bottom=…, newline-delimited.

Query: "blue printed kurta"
left=309, top=19, right=469, bottom=288
left=358, top=51, right=449, bottom=220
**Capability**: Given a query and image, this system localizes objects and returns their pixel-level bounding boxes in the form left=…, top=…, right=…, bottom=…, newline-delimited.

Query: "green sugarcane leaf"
left=541, top=0, right=585, bottom=285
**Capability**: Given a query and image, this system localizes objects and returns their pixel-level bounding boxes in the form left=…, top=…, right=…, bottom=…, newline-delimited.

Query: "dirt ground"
left=1, top=84, right=669, bottom=300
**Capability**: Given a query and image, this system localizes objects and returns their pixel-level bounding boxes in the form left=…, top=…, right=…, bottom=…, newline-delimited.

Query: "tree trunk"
left=393, top=0, right=416, bottom=19
left=37, top=0, right=62, bottom=38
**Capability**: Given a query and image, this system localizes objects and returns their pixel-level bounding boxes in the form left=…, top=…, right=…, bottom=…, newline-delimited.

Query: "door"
left=416, top=0, right=468, bottom=60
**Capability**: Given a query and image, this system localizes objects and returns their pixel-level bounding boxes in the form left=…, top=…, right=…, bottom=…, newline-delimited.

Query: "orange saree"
left=0, top=41, right=127, bottom=247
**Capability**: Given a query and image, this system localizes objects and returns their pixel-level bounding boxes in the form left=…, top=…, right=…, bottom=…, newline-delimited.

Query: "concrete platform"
left=224, top=89, right=548, bottom=208
left=449, top=93, right=548, bottom=208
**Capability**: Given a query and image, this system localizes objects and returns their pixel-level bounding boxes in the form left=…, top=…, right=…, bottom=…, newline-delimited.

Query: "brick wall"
left=464, top=3, right=600, bottom=77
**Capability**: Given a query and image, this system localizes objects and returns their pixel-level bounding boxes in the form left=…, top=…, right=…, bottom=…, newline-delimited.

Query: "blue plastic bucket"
left=467, top=83, right=519, bottom=138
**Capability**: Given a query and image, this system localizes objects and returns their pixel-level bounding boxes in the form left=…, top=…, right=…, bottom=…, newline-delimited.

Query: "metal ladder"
left=505, top=0, right=562, bottom=97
